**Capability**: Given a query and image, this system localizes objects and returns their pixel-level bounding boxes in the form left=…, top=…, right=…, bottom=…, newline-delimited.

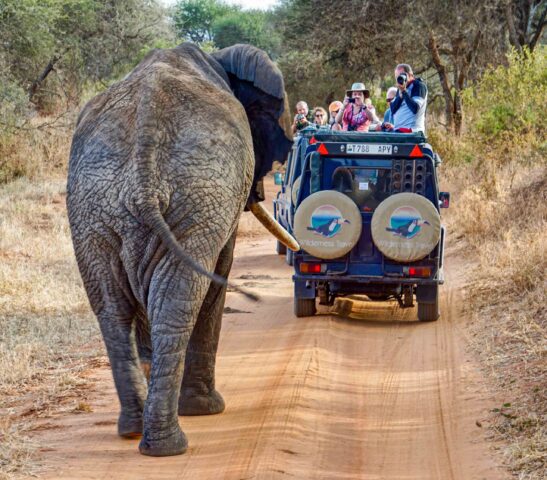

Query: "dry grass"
left=0, top=175, right=102, bottom=478
left=441, top=140, right=546, bottom=479
left=0, top=115, right=74, bottom=185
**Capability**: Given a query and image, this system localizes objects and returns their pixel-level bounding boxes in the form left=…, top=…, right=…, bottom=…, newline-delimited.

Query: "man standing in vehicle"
left=384, top=64, right=427, bottom=134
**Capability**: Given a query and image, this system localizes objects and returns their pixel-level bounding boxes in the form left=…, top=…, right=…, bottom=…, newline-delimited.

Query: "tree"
left=212, top=10, right=281, bottom=57
left=505, top=0, right=547, bottom=52
left=0, top=0, right=174, bottom=113
left=173, top=0, right=235, bottom=42
left=273, top=0, right=510, bottom=134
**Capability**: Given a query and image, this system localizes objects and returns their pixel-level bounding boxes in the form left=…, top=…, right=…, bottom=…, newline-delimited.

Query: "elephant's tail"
left=144, top=208, right=259, bottom=302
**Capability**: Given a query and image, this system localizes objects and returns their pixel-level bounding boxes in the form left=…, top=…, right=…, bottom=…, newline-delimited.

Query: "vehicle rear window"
left=331, top=167, right=391, bottom=212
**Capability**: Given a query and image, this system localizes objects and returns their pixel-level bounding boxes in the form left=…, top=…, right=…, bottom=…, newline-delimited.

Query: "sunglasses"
left=330, top=110, right=340, bottom=115
left=315, top=113, right=324, bottom=117
left=386, top=98, right=394, bottom=103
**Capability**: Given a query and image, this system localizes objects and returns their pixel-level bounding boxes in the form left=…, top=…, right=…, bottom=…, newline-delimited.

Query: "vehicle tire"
left=417, top=302, right=439, bottom=322
left=294, top=298, right=316, bottom=317
left=371, top=193, right=441, bottom=262
left=293, top=191, right=362, bottom=260
left=276, top=240, right=287, bottom=255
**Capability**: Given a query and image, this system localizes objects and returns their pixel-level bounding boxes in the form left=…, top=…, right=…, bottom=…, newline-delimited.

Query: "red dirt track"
left=30, top=179, right=507, bottom=479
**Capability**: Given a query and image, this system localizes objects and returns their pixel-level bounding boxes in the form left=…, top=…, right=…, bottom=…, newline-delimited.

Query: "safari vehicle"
left=273, top=130, right=449, bottom=321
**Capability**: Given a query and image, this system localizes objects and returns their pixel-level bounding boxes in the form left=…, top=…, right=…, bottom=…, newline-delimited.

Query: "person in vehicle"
left=291, top=100, right=311, bottom=133
left=384, top=64, right=428, bottom=133
left=374, top=87, right=398, bottom=131
left=335, top=82, right=377, bottom=132
left=312, top=106, right=328, bottom=127
left=328, top=101, right=343, bottom=130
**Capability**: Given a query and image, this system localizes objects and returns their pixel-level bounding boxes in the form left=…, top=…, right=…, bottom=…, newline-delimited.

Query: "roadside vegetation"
left=0, top=0, right=545, bottom=478
left=433, top=49, right=546, bottom=478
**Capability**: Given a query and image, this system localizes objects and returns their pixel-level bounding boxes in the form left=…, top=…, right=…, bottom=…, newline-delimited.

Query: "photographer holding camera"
left=334, top=82, right=378, bottom=132
left=383, top=64, right=427, bottom=134
left=291, top=101, right=312, bottom=134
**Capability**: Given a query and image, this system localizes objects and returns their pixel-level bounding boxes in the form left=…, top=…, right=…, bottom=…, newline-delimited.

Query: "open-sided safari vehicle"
left=273, top=129, right=449, bottom=321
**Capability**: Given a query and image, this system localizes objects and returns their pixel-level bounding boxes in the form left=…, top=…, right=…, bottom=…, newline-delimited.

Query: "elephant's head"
left=212, top=45, right=298, bottom=252
left=212, top=45, right=293, bottom=205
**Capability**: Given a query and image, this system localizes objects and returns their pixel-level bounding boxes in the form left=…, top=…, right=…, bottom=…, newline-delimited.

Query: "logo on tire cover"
left=306, top=204, right=350, bottom=238
left=386, top=205, right=430, bottom=239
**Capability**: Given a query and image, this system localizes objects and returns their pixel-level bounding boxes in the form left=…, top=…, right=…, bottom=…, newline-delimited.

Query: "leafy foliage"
left=173, top=0, right=236, bottom=43
left=465, top=47, right=547, bottom=139
left=212, top=10, right=281, bottom=57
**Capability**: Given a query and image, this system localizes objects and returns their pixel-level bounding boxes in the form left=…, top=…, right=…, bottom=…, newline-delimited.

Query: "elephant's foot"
left=118, top=412, right=143, bottom=438
left=139, top=427, right=188, bottom=457
left=178, top=389, right=225, bottom=416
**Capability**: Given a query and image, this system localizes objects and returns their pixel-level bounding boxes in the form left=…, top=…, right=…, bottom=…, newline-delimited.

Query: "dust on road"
left=29, top=182, right=507, bottom=480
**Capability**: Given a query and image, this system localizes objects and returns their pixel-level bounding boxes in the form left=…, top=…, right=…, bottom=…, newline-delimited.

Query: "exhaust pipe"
left=248, top=202, right=300, bottom=252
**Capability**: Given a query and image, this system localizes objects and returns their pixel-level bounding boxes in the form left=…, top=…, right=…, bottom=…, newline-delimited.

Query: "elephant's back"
left=66, top=47, right=253, bottom=247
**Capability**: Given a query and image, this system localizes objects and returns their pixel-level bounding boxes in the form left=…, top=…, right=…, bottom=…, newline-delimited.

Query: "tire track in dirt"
left=27, top=182, right=508, bottom=479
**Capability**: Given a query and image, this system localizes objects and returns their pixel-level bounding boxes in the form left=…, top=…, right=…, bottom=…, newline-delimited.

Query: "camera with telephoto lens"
left=296, top=113, right=306, bottom=121
left=347, top=98, right=356, bottom=104
left=397, top=73, right=408, bottom=86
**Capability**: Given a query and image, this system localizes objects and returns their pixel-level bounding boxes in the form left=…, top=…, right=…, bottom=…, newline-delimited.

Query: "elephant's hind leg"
left=93, top=283, right=147, bottom=438
left=179, top=231, right=236, bottom=416
left=139, top=260, right=211, bottom=457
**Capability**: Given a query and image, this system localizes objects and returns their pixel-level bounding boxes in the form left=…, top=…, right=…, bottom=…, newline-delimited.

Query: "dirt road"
left=31, top=182, right=506, bottom=480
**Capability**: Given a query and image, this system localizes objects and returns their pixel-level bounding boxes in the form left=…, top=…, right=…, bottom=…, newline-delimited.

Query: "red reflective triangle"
left=317, top=143, right=329, bottom=155
left=309, top=136, right=317, bottom=144
left=409, top=145, right=423, bottom=157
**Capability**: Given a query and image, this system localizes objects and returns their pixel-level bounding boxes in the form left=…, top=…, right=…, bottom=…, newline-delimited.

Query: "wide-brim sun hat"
left=328, top=101, right=343, bottom=112
left=346, top=82, right=370, bottom=98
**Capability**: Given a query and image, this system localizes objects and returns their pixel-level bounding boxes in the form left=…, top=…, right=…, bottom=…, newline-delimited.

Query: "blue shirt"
left=390, top=78, right=427, bottom=133
left=383, top=108, right=393, bottom=124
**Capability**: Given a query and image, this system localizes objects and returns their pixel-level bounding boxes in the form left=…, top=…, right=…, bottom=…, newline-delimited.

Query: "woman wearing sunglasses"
left=312, top=106, right=328, bottom=127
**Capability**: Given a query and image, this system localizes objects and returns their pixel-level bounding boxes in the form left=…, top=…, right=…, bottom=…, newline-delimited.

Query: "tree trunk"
left=453, top=90, right=463, bottom=136
left=428, top=31, right=456, bottom=132
left=28, top=56, right=60, bottom=102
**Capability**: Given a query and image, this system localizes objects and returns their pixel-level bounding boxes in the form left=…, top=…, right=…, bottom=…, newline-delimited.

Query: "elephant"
left=66, top=43, right=298, bottom=456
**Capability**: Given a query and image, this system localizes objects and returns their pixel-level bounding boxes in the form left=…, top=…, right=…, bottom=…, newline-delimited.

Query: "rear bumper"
left=293, top=273, right=443, bottom=285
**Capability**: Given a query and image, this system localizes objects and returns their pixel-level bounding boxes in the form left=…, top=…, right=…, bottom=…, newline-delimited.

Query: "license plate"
left=346, top=143, right=392, bottom=155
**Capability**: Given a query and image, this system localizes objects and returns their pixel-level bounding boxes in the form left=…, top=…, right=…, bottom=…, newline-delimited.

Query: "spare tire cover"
left=293, top=191, right=362, bottom=259
left=371, top=193, right=441, bottom=262
left=291, top=175, right=301, bottom=205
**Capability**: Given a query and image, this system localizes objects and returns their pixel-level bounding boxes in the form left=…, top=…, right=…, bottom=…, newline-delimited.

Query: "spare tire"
left=293, top=191, right=362, bottom=259
left=371, top=193, right=441, bottom=262
left=291, top=175, right=301, bottom=205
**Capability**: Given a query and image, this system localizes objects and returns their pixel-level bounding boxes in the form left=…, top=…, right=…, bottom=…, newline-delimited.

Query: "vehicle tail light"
left=317, top=143, right=329, bottom=155
left=300, top=263, right=324, bottom=274
left=403, top=266, right=432, bottom=277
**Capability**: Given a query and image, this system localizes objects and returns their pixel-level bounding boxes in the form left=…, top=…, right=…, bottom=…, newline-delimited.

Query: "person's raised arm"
left=401, top=81, right=427, bottom=114
left=336, top=97, right=349, bottom=125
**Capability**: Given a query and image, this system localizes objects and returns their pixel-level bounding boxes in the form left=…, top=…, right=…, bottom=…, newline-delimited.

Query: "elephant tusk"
left=248, top=202, right=300, bottom=252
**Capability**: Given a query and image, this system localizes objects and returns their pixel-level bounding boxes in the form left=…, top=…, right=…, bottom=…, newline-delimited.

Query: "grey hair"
left=386, top=87, right=398, bottom=99
left=396, top=63, right=413, bottom=75
left=296, top=100, right=308, bottom=110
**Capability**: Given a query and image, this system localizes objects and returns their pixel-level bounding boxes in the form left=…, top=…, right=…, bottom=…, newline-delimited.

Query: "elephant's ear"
left=212, top=45, right=293, bottom=204
left=212, top=44, right=284, bottom=101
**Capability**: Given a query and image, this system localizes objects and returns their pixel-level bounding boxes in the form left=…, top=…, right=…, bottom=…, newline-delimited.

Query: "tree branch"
left=505, top=1, right=523, bottom=50
left=528, top=4, right=547, bottom=50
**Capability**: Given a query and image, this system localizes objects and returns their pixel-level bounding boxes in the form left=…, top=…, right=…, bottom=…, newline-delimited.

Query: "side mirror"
left=439, top=192, right=450, bottom=208
left=274, top=172, right=284, bottom=185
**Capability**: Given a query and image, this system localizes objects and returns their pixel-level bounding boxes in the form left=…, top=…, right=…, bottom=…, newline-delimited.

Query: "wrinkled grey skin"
left=67, top=43, right=292, bottom=456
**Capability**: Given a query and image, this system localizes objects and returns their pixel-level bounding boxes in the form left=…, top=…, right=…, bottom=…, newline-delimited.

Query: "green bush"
left=465, top=47, right=546, bottom=140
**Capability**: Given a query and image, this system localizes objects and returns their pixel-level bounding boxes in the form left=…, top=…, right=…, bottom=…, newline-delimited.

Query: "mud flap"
left=416, top=284, right=438, bottom=304
left=295, top=279, right=316, bottom=299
